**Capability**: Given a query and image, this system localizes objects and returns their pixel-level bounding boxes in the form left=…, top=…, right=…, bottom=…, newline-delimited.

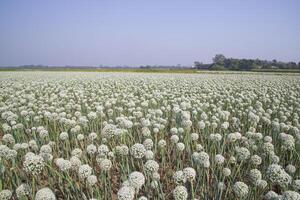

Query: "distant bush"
left=195, top=54, right=300, bottom=71
left=209, top=64, right=227, bottom=71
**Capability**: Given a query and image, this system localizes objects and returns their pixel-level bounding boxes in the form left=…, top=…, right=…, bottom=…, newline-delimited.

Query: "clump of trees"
left=195, top=54, right=300, bottom=71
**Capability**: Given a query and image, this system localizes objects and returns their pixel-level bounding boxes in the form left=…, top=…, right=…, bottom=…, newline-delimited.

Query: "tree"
left=194, top=61, right=201, bottom=69
left=213, top=54, right=226, bottom=65
left=287, top=62, right=297, bottom=69
left=210, top=64, right=226, bottom=70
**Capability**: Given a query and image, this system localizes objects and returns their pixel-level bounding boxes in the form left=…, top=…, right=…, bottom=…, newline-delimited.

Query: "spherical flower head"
left=39, top=153, right=53, bottom=162
left=264, top=191, right=279, bottom=200
left=0, top=190, right=12, bottom=200
left=198, top=121, right=205, bottom=129
left=108, top=151, right=114, bottom=158
left=257, top=180, right=268, bottom=190
left=250, top=155, right=262, bottom=166
left=86, top=144, right=97, bottom=155
left=141, top=127, right=151, bottom=137
left=262, top=142, right=274, bottom=155
left=128, top=171, right=145, bottom=190
left=217, top=182, right=226, bottom=191
left=173, top=185, right=188, bottom=200
left=266, top=164, right=292, bottom=188
left=158, top=139, right=167, bottom=148
left=281, top=191, right=300, bottom=200
left=264, top=136, right=273, bottom=143
left=170, top=127, right=178, bottom=135
left=235, top=147, right=250, bottom=162
left=116, top=145, right=129, bottom=156
left=183, top=167, right=196, bottom=181
left=221, top=122, right=229, bottom=130
left=70, top=156, right=81, bottom=171
left=170, top=135, right=179, bottom=144
left=233, top=181, right=249, bottom=198
left=150, top=180, right=159, bottom=189
left=144, top=150, right=154, bottom=160
left=16, top=183, right=31, bottom=198
left=87, top=111, right=97, bottom=120
left=249, top=169, right=262, bottom=185
left=227, top=133, right=238, bottom=143
left=153, top=127, right=159, bottom=134
left=86, top=175, right=98, bottom=186
left=21, top=143, right=29, bottom=149
left=40, top=144, right=52, bottom=154
left=59, top=132, right=69, bottom=141
left=55, top=158, right=71, bottom=172
left=285, top=164, right=296, bottom=174
left=23, top=152, right=45, bottom=175
left=138, top=196, right=148, bottom=200
left=101, top=124, right=116, bottom=139
left=71, top=148, right=83, bottom=158
left=195, top=144, right=203, bottom=152
left=88, top=132, right=98, bottom=141
left=293, top=180, right=300, bottom=192
left=99, top=158, right=112, bottom=171
left=198, top=152, right=210, bottom=168
left=144, top=160, right=159, bottom=174
left=143, top=139, right=153, bottom=150
left=5, top=149, right=18, bottom=160
left=35, top=187, right=56, bottom=200
left=152, top=172, right=160, bottom=181
left=228, top=156, right=236, bottom=164
left=130, top=143, right=146, bottom=159
left=39, top=129, right=49, bottom=139
left=222, top=168, right=231, bottom=177
left=28, top=140, right=38, bottom=151
left=181, top=119, right=192, bottom=128
left=117, top=186, right=135, bottom=200
left=14, top=143, right=22, bottom=151
left=211, top=122, right=218, bottom=129
left=271, top=154, right=280, bottom=164
left=173, top=170, right=186, bottom=184
left=2, top=134, right=15, bottom=145
left=78, top=164, right=92, bottom=180
left=176, top=142, right=185, bottom=152
left=215, top=154, right=225, bottom=165
left=279, top=133, right=295, bottom=150
left=77, top=134, right=85, bottom=141
left=98, top=144, right=110, bottom=156
left=191, top=133, right=199, bottom=141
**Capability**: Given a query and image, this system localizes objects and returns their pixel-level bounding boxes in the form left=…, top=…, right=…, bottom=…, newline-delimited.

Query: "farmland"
left=0, top=71, right=300, bottom=200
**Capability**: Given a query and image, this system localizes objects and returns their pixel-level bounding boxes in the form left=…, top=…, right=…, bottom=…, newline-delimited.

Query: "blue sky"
left=0, top=0, right=299, bottom=66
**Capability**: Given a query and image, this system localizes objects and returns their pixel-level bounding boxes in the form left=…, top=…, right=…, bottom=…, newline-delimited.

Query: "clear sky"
left=0, top=0, right=299, bottom=66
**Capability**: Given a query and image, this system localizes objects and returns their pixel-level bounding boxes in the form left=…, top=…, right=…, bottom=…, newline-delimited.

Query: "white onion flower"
left=0, top=190, right=12, bottom=200
left=173, top=185, right=188, bottom=200
left=35, top=187, right=56, bottom=200
left=144, top=160, right=159, bottom=174
left=183, top=167, right=196, bottom=181
left=16, top=183, right=31, bottom=198
left=266, top=164, right=292, bottom=188
left=128, top=171, right=145, bottom=190
left=117, top=186, right=135, bottom=200
left=233, top=181, right=249, bottom=198
left=23, top=152, right=45, bottom=175
left=78, top=164, right=92, bottom=180
left=130, top=143, right=146, bottom=159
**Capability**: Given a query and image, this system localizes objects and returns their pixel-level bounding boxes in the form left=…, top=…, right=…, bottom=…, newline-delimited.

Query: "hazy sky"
left=0, top=0, right=299, bottom=66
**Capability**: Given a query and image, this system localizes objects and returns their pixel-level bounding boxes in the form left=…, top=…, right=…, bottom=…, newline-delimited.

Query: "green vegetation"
left=195, top=54, right=300, bottom=71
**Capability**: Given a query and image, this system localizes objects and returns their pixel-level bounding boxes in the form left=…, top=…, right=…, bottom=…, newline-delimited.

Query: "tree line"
left=194, top=54, right=300, bottom=70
